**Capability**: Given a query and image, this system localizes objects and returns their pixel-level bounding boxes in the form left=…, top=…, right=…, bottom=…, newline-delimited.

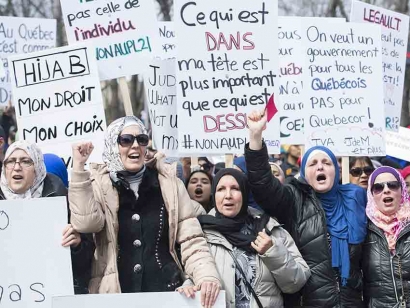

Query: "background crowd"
left=3, top=108, right=410, bottom=308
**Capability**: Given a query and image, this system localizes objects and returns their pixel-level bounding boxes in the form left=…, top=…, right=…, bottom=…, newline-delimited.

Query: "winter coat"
left=0, top=173, right=94, bottom=295
left=245, top=143, right=364, bottom=307
left=362, top=220, right=410, bottom=307
left=204, top=208, right=310, bottom=308
left=68, top=158, right=220, bottom=294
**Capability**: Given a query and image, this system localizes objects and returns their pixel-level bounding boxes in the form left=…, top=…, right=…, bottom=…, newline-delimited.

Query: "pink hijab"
left=366, top=166, right=410, bottom=252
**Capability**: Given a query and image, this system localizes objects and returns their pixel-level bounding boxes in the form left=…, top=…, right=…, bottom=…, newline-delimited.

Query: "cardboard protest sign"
left=0, top=197, right=73, bottom=308
left=53, top=291, right=226, bottom=308
left=144, top=58, right=178, bottom=156
left=157, top=22, right=176, bottom=59
left=351, top=0, right=409, bottom=132
left=9, top=44, right=106, bottom=170
left=386, top=126, right=410, bottom=161
left=0, top=16, right=56, bottom=107
left=278, top=17, right=345, bottom=145
left=175, top=0, right=280, bottom=154
left=302, top=21, right=386, bottom=156
left=60, top=0, right=160, bottom=80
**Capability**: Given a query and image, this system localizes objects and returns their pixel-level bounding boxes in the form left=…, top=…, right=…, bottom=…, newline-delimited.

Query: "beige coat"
left=68, top=159, right=220, bottom=294
left=202, top=209, right=310, bottom=308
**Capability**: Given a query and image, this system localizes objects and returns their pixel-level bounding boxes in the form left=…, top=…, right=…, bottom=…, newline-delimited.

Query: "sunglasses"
left=349, top=166, right=375, bottom=177
left=371, top=181, right=401, bottom=195
left=117, top=134, right=149, bottom=147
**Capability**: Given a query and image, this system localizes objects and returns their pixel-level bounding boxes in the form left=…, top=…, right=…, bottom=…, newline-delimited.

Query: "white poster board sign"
left=302, top=22, right=386, bottom=156
left=0, top=16, right=56, bottom=107
left=53, top=291, right=226, bottom=308
left=386, top=126, right=410, bottom=161
left=278, top=17, right=345, bottom=145
left=0, top=197, right=73, bottom=308
left=157, top=22, right=176, bottom=59
left=351, top=0, right=410, bottom=131
left=144, top=58, right=178, bottom=156
left=60, top=0, right=160, bottom=80
left=9, top=44, right=106, bottom=170
left=175, top=0, right=280, bottom=154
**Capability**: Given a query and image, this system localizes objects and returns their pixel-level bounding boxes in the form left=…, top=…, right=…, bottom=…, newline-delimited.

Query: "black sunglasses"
left=371, top=181, right=401, bottom=195
left=349, top=166, right=375, bottom=177
left=117, top=134, right=149, bottom=147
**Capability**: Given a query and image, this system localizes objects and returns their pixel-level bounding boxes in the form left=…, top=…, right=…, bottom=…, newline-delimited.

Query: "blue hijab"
left=233, top=156, right=262, bottom=211
left=301, top=146, right=367, bottom=285
left=43, top=154, right=68, bottom=188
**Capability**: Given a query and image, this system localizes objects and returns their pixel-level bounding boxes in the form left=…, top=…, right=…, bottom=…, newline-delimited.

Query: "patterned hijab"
left=0, top=141, right=47, bottom=199
left=366, top=166, right=410, bottom=252
left=102, top=116, right=148, bottom=197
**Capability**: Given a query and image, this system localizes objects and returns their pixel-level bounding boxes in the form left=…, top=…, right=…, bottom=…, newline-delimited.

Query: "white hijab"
left=0, top=141, right=47, bottom=199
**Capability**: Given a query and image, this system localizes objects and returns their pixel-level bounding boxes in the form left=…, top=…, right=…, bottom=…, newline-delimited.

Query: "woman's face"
left=349, top=159, right=373, bottom=189
left=5, top=149, right=35, bottom=194
left=372, top=173, right=402, bottom=216
left=215, top=175, right=243, bottom=218
left=305, top=153, right=335, bottom=193
left=270, top=164, right=285, bottom=184
left=119, top=126, right=146, bottom=172
left=187, top=172, right=211, bottom=207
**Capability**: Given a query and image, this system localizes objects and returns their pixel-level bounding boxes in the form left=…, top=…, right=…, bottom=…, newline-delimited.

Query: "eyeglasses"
left=349, top=166, right=375, bottom=177
left=371, top=181, right=401, bottom=195
left=4, top=158, right=34, bottom=170
left=117, top=134, right=149, bottom=147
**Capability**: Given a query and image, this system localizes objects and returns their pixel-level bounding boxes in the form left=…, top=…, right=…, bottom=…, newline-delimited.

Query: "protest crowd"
left=4, top=0, right=410, bottom=308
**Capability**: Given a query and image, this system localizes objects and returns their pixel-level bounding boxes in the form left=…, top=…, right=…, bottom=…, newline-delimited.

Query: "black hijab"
left=197, top=168, right=269, bottom=253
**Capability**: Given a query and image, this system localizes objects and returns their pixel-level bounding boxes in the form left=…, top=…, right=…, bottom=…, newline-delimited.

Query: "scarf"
left=198, top=168, right=269, bottom=253
left=233, top=156, right=263, bottom=212
left=102, top=116, right=147, bottom=199
left=366, top=166, right=410, bottom=252
left=301, top=146, right=367, bottom=286
left=0, top=141, right=47, bottom=199
left=43, top=153, right=68, bottom=187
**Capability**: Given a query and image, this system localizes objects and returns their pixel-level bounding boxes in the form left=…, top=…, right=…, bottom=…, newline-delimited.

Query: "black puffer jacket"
left=0, top=173, right=94, bottom=294
left=245, top=143, right=364, bottom=307
left=362, top=221, right=410, bottom=307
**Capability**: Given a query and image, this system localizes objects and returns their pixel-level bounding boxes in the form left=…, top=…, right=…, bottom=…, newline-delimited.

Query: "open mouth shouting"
left=316, top=173, right=327, bottom=184
left=382, top=196, right=394, bottom=206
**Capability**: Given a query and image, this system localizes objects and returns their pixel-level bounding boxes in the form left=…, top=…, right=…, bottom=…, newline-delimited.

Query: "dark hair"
left=349, top=156, right=373, bottom=169
left=214, top=162, right=225, bottom=174
left=198, top=157, right=213, bottom=166
left=185, top=170, right=213, bottom=188
left=185, top=170, right=213, bottom=212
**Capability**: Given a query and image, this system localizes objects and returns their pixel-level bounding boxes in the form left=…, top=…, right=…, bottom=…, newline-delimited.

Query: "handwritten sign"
left=386, top=126, right=410, bottom=161
left=9, top=44, right=106, bottom=171
left=53, top=291, right=226, bottom=308
left=278, top=17, right=345, bottom=145
left=175, top=0, right=280, bottom=154
left=0, top=197, right=73, bottom=308
left=302, top=21, right=386, bottom=156
left=157, top=22, right=176, bottom=59
left=60, top=0, right=160, bottom=80
left=351, top=1, right=409, bottom=132
left=0, top=16, right=56, bottom=107
left=144, top=58, right=178, bottom=156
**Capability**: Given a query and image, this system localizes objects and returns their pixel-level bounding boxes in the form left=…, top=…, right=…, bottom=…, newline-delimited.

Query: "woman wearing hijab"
left=0, top=141, right=93, bottom=294
left=68, top=116, right=221, bottom=307
left=244, top=110, right=368, bottom=307
left=179, top=169, right=310, bottom=308
left=233, top=156, right=262, bottom=211
left=363, top=167, right=410, bottom=307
